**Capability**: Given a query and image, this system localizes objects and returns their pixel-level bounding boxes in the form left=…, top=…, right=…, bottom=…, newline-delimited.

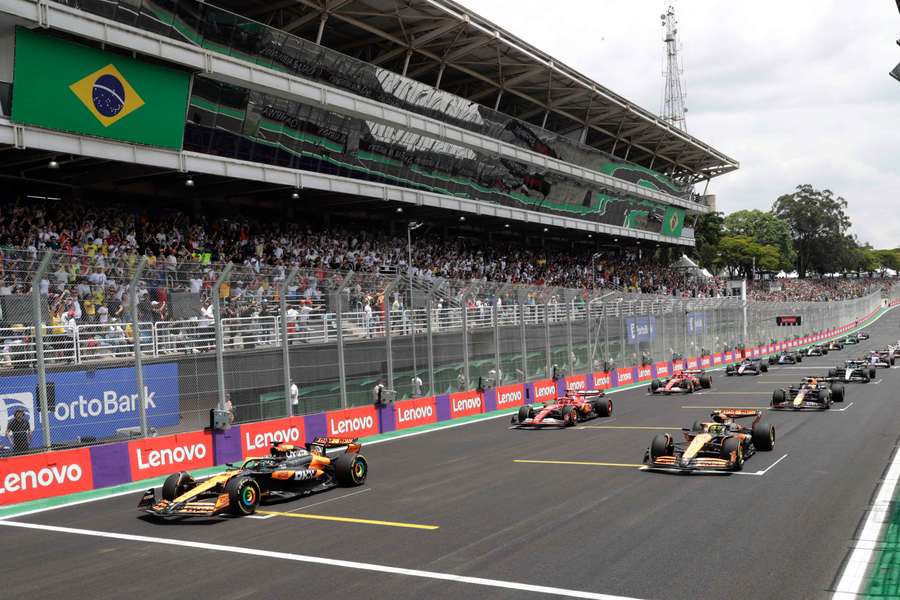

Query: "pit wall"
left=0, top=304, right=891, bottom=507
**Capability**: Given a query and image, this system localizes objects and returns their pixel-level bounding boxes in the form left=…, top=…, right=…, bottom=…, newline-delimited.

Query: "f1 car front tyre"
left=699, top=375, right=712, bottom=389
left=517, top=405, right=534, bottom=424
left=162, top=471, right=195, bottom=501
left=761, top=364, right=768, bottom=373
left=225, top=477, right=260, bottom=516
left=334, top=453, right=368, bottom=486
left=796, top=355, right=803, bottom=363
left=771, top=389, right=786, bottom=407
left=650, top=434, right=674, bottom=460
left=817, top=389, right=831, bottom=409
left=721, top=437, right=743, bottom=470
left=831, top=384, right=845, bottom=402
left=561, top=405, right=577, bottom=427
left=828, top=369, right=838, bottom=378
left=869, top=367, right=877, bottom=380
left=752, top=421, right=776, bottom=451
left=650, top=379, right=661, bottom=393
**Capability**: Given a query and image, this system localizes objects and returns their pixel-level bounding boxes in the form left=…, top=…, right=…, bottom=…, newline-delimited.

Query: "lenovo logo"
left=245, top=426, right=301, bottom=452
left=0, top=463, right=82, bottom=495
left=136, top=443, right=207, bottom=470
left=452, top=396, right=481, bottom=412
left=330, top=415, right=374, bottom=435
left=397, top=405, right=433, bottom=423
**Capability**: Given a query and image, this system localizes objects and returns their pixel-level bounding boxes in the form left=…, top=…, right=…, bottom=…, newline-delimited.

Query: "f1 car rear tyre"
left=699, top=375, right=711, bottom=389
left=650, top=379, right=661, bottom=392
left=831, top=384, right=845, bottom=402
left=752, top=421, right=776, bottom=451
left=591, top=398, right=612, bottom=417
left=823, top=349, right=829, bottom=355
left=869, top=367, right=877, bottom=380
left=650, top=434, right=673, bottom=459
left=334, top=452, right=368, bottom=486
left=891, top=357, right=895, bottom=366
left=771, top=389, right=786, bottom=406
left=828, top=368, right=837, bottom=378
left=225, top=477, right=260, bottom=516
left=517, top=405, right=533, bottom=424
left=561, top=405, right=577, bottom=427
left=761, top=364, right=768, bottom=373
left=796, top=355, right=803, bottom=363
left=162, top=471, right=194, bottom=501
left=721, top=437, right=743, bottom=470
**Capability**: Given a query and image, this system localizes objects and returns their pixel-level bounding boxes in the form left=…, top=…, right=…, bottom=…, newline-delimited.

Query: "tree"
left=722, top=209, right=795, bottom=274
left=717, top=235, right=781, bottom=278
left=772, top=185, right=852, bottom=277
left=689, top=212, right=724, bottom=272
left=874, top=249, right=900, bottom=273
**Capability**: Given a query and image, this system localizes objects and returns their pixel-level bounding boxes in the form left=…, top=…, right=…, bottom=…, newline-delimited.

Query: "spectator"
left=290, top=380, right=300, bottom=415
left=5, top=408, right=32, bottom=453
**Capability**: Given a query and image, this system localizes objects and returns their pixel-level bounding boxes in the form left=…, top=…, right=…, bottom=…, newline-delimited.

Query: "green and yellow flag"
left=660, top=206, right=686, bottom=238
left=11, top=27, right=190, bottom=149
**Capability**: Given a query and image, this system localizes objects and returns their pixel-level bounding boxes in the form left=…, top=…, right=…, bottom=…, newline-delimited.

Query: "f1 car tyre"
left=517, top=405, right=533, bottom=424
left=796, top=355, right=803, bottom=363
left=761, top=364, right=768, bottom=373
left=162, top=471, right=195, bottom=501
left=823, top=349, right=829, bottom=355
left=721, top=437, right=744, bottom=470
left=752, top=421, right=776, bottom=451
left=828, top=368, right=837, bottom=378
left=225, top=477, right=260, bottom=516
left=650, top=379, right=661, bottom=392
left=726, top=365, right=735, bottom=376
left=869, top=367, right=877, bottom=380
left=692, top=420, right=706, bottom=432
left=334, top=452, right=368, bottom=486
left=817, top=389, right=831, bottom=409
left=699, top=375, right=712, bottom=389
left=561, top=405, right=577, bottom=427
left=650, top=434, right=673, bottom=460
left=591, top=398, right=612, bottom=417
left=831, top=384, right=845, bottom=402
left=772, top=389, right=786, bottom=406
left=891, top=357, right=896, bottom=366
left=768, top=357, right=776, bottom=365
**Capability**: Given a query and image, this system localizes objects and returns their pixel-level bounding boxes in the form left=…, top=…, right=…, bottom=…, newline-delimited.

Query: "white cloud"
left=458, top=0, right=900, bottom=247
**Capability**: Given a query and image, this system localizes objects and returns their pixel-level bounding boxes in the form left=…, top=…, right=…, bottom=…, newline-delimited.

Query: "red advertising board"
left=700, top=356, right=712, bottom=368
left=394, top=396, right=437, bottom=430
left=129, top=430, right=213, bottom=481
left=687, top=358, right=699, bottom=369
left=672, top=359, right=684, bottom=371
left=592, top=371, right=612, bottom=390
left=449, top=390, right=484, bottom=418
left=0, top=448, right=93, bottom=506
left=241, top=417, right=305, bottom=458
left=655, top=362, right=670, bottom=377
left=713, top=353, right=723, bottom=365
left=637, top=365, right=653, bottom=382
left=326, top=405, right=379, bottom=438
left=616, top=367, right=635, bottom=385
left=725, top=351, right=734, bottom=363
left=530, top=380, right=557, bottom=404
left=564, top=374, right=588, bottom=392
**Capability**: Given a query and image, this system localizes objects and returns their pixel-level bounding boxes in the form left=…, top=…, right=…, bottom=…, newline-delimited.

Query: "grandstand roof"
left=226, top=0, right=739, bottom=185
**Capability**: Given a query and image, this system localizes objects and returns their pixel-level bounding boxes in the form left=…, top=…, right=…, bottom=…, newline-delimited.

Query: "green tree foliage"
left=689, top=212, right=724, bottom=272
left=718, top=235, right=782, bottom=278
left=722, top=210, right=795, bottom=272
left=772, top=185, right=852, bottom=277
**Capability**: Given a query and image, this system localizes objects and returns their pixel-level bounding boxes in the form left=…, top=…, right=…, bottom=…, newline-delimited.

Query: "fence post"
left=425, top=282, right=442, bottom=396
left=130, top=257, right=148, bottom=437
left=460, top=285, right=475, bottom=388
left=31, top=251, right=53, bottom=449
left=544, top=300, right=552, bottom=378
left=565, top=290, right=575, bottom=375
left=281, top=267, right=299, bottom=417
left=333, top=272, right=354, bottom=409
left=518, top=289, right=528, bottom=383
left=492, top=300, right=501, bottom=387
left=212, top=263, right=234, bottom=412
left=382, top=274, right=401, bottom=394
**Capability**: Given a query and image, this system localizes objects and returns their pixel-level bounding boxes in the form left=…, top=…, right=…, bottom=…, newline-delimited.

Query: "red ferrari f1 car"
left=649, top=369, right=712, bottom=394
left=510, top=389, right=612, bottom=428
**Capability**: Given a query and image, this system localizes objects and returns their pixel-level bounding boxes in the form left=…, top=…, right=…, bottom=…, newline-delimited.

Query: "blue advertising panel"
left=626, top=316, right=657, bottom=344
left=0, top=363, right=179, bottom=446
left=687, top=312, right=705, bottom=333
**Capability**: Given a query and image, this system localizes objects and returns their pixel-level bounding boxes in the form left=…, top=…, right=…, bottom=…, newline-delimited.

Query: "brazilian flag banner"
left=11, top=27, right=190, bottom=149
left=660, top=206, right=686, bottom=238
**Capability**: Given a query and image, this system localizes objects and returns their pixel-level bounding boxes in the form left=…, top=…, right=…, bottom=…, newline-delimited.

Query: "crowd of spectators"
left=747, top=277, right=889, bottom=303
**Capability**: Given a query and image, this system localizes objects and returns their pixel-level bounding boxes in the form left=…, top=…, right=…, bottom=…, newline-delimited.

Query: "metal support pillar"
left=382, top=275, right=402, bottom=392
left=281, top=267, right=299, bottom=417
left=212, top=263, right=233, bottom=412
left=333, top=273, right=354, bottom=408
left=460, top=286, right=475, bottom=388
left=544, top=301, right=552, bottom=377
left=31, top=251, right=53, bottom=449
left=492, top=301, right=501, bottom=387
left=518, top=294, right=528, bottom=382
left=130, top=257, right=148, bottom=436
left=315, top=14, right=328, bottom=45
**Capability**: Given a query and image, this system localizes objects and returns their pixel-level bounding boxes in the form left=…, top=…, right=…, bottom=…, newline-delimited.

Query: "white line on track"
left=0, top=520, right=643, bottom=600
left=832, top=402, right=855, bottom=413
left=872, top=379, right=883, bottom=385
left=832, top=443, right=900, bottom=598
left=247, top=488, right=372, bottom=519
left=733, top=453, right=788, bottom=477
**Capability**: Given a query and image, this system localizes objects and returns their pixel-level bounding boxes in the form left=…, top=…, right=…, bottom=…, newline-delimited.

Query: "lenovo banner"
left=449, top=390, right=484, bottom=418
left=673, top=359, right=684, bottom=371
left=326, top=405, right=379, bottom=438
left=700, top=357, right=712, bottom=368
left=564, top=375, right=587, bottom=392
left=616, top=367, right=635, bottom=386
left=713, top=353, right=723, bottom=366
left=655, top=362, right=670, bottom=377
left=0, top=447, right=93, bottom=506
left=530, top=380, right=557, bottom=405
left=128, top=430, right=213, bottom=481
left=637, top=365, right=653, bottom=382
left=725, top=351, right=734, bottom=363
left=592, top=372, right=612, bottom=390
left=241, top=416, right=305, bottom=458
left=394, top=397, right=437, bottom=430
left=687, top=358, right=699, bottom=369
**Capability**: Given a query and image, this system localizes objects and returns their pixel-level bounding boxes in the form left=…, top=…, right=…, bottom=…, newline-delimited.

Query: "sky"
left=457, top=0, right=900, bottom=248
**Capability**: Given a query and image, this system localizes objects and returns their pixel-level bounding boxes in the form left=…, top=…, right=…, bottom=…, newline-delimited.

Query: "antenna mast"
left=661, top=4, right=687, bottom=131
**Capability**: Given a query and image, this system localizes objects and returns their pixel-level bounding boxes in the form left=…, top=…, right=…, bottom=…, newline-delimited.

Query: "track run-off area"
left=3, top=309, right=900, bottom=600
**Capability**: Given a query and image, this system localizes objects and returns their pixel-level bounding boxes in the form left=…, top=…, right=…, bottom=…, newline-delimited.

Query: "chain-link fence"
left=0, top=249, right=888, bottom=455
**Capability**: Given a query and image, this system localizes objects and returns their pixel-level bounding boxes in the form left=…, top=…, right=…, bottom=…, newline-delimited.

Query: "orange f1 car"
left=643, top=409, right=775, bottom=472
left=138, top=438, right=367, bottom=518
left=511, top=389, right=612, bottom=428
left=649, top=369, right=712, bottom=394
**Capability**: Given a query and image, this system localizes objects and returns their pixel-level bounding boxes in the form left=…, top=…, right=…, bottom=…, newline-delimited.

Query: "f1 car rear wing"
left=305, top=437, right=361, bottom=455
left=712, top=409, right=761, bottom=419
left=682, top=369, right=706, bottom=375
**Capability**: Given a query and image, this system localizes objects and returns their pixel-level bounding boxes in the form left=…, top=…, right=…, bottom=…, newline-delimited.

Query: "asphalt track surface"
left=4, top=311, right=900, bottom=600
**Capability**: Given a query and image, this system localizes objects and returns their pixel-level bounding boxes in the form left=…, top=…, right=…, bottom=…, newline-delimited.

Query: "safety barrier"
left=0, top=304, right=886, bottom=507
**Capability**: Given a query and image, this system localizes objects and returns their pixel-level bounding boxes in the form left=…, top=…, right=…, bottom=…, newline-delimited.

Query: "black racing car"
left=825, top=360, right=877, bottom=383
left=138, top=438, right=368, bottom=518
left=725, top=358, right=768, bottom=376
left=771, top=377, right=845, bottom=410
left=769, top=352, right=803, bottom=365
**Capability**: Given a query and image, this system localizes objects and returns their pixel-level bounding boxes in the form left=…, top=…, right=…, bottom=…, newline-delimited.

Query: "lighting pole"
left=407, top=221, right=424, bottom=395
left=591, top=252, right=603, bottom=288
